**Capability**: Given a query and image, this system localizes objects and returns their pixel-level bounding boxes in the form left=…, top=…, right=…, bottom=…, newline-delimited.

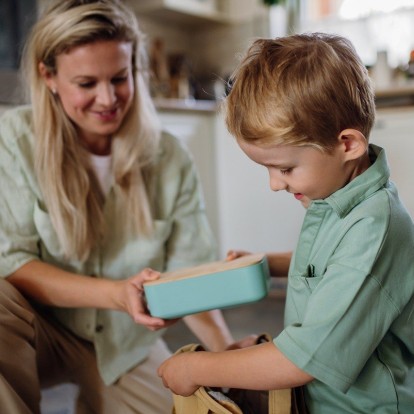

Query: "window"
left=297, top=0, right=414, bottom=68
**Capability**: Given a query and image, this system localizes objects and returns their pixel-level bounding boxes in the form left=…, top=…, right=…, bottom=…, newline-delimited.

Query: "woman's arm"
left=158, top=341, right=313, bottom=396
left=7, top=260, right=171, bottom=330
left=183, top=310, right=234, bottom=352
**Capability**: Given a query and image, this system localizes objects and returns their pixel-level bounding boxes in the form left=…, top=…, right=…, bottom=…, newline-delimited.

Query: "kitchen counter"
left=2, top=82, right=414, bottom=117
left=153, top=97, right=218, bottom=113
left=158, top=84, right=414, bottom=111
left=375, top=81, right=414, bottom=108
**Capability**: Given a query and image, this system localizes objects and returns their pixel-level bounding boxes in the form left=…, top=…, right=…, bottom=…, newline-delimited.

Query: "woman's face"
left=42, top=40, right=134, bottom=155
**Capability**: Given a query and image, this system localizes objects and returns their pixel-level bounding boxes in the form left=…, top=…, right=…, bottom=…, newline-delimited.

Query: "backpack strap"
left=268, top=389, right=292, bottom=414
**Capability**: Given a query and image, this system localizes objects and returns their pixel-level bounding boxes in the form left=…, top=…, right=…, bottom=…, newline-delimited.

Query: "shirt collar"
left=312, top=144, right=390, bottom=218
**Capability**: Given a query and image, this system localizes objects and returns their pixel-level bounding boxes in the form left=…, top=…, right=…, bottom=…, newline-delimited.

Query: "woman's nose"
left=96, top=83, right=116, bottom=106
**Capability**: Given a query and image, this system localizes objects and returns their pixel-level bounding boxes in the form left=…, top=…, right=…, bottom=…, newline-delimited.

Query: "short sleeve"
left=275, top=208, right=405, bottom=392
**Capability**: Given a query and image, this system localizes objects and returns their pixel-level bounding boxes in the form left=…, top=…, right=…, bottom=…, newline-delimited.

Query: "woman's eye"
left=112, top=76, right=128, bottom=84
left=79, top=81, right=95, bottom=88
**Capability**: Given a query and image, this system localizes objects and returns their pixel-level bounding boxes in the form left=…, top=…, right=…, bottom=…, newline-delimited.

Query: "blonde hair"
left=224, top=32, right=375, bottom=152
left=22, top=0, right=161, bottom=260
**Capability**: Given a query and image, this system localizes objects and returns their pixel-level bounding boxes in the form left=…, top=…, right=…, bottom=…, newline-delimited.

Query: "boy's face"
left=238, top=140, right=349, bottom=206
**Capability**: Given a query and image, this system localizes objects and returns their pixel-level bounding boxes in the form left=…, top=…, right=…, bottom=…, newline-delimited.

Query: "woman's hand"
left=115, top=268, right=178, bottom=331
left=8, top=261, right=176, bottom=331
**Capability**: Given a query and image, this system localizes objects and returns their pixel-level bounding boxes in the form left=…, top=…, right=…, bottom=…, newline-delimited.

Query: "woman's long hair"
left=22, top=0, right=161, bottom=260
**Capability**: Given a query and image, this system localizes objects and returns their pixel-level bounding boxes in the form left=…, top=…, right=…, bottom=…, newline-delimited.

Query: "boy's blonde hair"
left=22, top=0, right=160, bottom=260
left=224, top=32, right=375, bottom=152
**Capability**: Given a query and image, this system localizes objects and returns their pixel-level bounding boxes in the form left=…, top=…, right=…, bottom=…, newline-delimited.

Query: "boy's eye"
left=280, top=168, right=292, bottom=175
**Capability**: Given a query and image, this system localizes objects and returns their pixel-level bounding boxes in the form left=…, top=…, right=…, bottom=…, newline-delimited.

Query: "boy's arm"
left=227, top=250, right=292, bottom=277
left=158, top=341, right=313, bottom=396
left=266, top=251, right=292, bottom=277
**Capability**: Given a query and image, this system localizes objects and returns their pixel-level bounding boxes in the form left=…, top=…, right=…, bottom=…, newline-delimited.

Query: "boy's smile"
left=293, top=192, right=309, bottom=206
left=238, top=139, right=355, bottom=204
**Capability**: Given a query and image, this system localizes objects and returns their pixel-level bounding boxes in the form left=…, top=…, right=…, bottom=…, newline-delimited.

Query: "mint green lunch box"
left=143, top=254, right=270, bottom=319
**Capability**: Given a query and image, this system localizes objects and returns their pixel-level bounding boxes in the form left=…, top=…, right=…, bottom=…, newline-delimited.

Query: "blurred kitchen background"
left=1, top=1, right=414, bottom=412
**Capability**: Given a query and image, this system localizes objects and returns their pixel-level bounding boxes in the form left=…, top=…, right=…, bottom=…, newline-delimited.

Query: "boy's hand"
left=226, top=249, right=252, bottom=261
left=158, top=352, right=200, bottom=396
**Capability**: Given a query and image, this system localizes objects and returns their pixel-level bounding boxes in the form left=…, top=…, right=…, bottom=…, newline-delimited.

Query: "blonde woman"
left=0, top=1, right=236, bottom=412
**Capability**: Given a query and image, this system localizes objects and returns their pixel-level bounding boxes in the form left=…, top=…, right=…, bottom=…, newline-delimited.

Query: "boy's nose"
left=268, top=171, right=287, bottom=192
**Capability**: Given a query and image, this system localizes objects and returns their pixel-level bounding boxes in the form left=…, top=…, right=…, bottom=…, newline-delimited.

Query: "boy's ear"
left=337, top=128, right=368, bottom=160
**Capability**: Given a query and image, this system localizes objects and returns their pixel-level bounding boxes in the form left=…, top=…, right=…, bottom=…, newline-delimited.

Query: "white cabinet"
left=370, top=107, right=414, bottom=218
left=158, top=109, right=220, bottom=244
left=159, top=109, right=305, bottom=258
left=130, top=0, right=222, bottom=21
left=129, top=0, right=261, bottom=24
left=158, top=105, right=414, bottom=260
left=214, top=114, right=305, bottom=257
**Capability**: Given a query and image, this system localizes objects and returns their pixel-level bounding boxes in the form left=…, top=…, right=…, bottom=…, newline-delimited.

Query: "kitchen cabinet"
left=158, top=108, right=305, bottom=258
left=214, top=113, right=305, bottom=257
left=158, top=107, right=220, bottom=245
left=370, top=106, right=414, bottom=218
left=159, top=104, right=414, bottom=260
left=128, top=0, right=260, bottom=24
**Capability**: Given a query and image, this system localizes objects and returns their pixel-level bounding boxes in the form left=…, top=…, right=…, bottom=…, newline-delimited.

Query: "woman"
left=0, top=1, right=235, bottom=412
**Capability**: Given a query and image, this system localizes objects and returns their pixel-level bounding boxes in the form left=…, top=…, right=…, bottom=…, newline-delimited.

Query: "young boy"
left=158, top=33, right=414, bottom=412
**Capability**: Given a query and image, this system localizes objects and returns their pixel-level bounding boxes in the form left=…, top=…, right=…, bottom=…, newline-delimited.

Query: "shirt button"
left=95, top=324, right=104, bottom=333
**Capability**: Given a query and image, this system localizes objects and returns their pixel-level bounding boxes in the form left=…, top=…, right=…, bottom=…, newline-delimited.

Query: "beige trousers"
left=0, top=278, right=173, bottom=414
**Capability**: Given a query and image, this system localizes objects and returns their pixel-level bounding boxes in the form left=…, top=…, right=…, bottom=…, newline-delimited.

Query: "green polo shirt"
left=0, top=106, right=217, bottom=385
left=275, top=145, right=414, bottom=412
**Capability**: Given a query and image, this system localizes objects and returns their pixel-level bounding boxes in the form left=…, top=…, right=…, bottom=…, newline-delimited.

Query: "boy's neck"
left=348, top=150, right=372, bottom=183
